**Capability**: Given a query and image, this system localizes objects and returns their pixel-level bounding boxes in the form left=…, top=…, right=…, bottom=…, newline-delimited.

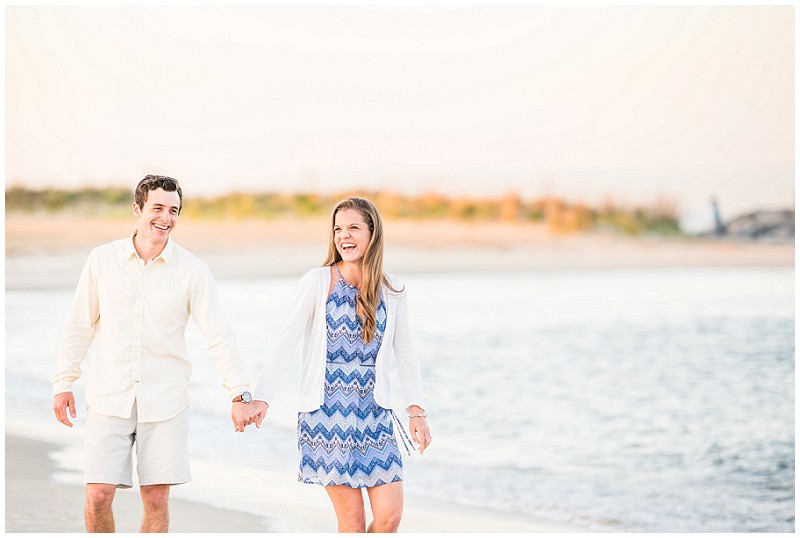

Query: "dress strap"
left=333, top=262, right=343, bottom=278
left=389, top=409, right=414, bottom=456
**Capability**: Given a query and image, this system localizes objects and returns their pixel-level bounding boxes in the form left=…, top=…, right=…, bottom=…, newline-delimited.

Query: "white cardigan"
left=252, top=266, right=425, bottom=413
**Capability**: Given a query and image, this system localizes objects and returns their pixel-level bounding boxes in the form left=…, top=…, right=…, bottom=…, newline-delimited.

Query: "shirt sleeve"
left=251, top=269, right=319, bottom=404
left=391, top=283, right=426, bottom=413
left=52, top=251, right=100, bottom=395
left=188, top=263, right=249, bottom=401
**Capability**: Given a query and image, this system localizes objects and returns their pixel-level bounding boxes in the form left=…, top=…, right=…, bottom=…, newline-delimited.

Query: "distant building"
left=703, top=209, right=794, bottom=242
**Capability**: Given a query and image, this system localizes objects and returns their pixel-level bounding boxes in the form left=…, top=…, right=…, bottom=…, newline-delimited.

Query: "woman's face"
left=334, top=208, right=372, bottom=264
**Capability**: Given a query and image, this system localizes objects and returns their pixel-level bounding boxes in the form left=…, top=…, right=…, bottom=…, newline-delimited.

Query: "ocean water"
left=6, top=266, right=794, bottom=532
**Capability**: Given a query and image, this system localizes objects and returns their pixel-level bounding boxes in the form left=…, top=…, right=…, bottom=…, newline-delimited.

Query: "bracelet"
left=408, top=413, right=427, bottom=419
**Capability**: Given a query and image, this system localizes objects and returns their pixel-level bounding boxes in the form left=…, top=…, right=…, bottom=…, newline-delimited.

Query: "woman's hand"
left=251, top=400, right=269, bottom=428
left=408, top=405, right=432, bottom=454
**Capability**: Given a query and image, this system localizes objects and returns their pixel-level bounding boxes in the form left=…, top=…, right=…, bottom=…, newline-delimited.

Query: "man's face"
left=133, top=188, right=181, bottom=243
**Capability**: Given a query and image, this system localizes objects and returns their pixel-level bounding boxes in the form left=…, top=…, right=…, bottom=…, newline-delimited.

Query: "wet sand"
left=5, top=432, right=585, bottom=533
left=4, top=434, right=269, bottom=533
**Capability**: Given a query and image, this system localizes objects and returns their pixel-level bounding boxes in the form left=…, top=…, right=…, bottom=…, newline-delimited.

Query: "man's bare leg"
left=140, top=484, right=170, bottom=533
left=85, top=483, right=117, bottom=532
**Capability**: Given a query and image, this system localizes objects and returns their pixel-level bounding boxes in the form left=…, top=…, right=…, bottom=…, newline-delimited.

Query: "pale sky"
left=6, top=5, right=795, bottom=231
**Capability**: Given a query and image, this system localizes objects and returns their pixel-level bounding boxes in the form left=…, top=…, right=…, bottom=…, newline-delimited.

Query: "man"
left=52, top=175, right=256, bottom=532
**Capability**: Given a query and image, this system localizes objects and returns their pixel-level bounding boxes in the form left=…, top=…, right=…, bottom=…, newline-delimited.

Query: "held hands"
left=231, top=400, right=269, bottom=432
left=408, top=405, right=432, bottom=454
left=53, top=392, right=77, bottom=427
left=53, top=390, right=269, bottom=432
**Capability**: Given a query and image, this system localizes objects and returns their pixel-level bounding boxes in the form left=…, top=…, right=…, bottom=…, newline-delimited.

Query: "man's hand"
left=231, top=402, right=252, bottom=432
left=53, top=392, right=77, bottom=427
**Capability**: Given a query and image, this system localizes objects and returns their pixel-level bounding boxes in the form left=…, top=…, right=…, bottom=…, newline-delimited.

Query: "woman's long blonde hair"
left=323, top=197, right=399, bottom=344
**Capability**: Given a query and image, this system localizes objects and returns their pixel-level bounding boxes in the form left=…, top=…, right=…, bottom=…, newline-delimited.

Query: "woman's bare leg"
left=325, top=485, right=367, bottom=533
left=366, top=481, right=403, bottom=533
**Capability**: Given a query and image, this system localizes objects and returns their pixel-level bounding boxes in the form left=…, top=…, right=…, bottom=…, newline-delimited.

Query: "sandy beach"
left=5, top=214, right=793, bottom=290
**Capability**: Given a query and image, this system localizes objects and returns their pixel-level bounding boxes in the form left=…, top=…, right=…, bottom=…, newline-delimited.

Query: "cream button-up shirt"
left=52, top=234, right=249, bottom=422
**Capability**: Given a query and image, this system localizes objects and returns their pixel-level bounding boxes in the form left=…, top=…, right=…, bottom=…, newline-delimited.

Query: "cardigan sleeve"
left=252, top=268, right=320, bottom=404
left=390, top=278, right=426, bottom=412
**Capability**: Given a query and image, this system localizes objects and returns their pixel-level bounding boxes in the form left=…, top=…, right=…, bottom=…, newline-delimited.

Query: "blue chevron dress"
left=297, top=271, right=404, bottom=488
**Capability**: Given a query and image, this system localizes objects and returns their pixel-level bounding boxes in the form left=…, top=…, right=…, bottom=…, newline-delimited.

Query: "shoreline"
left=5, top=429, right=588, bottom=533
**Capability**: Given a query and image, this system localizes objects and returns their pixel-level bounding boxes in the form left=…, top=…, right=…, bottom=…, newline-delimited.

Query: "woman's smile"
left=334, top=209, right=371, bottom=262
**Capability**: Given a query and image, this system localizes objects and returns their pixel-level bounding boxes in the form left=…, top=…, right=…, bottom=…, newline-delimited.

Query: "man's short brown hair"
left=134, top=175, right=183, bottom=213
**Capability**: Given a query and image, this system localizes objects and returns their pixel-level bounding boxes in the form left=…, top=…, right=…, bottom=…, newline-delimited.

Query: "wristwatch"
left=233, top=391, right=252, bottom=404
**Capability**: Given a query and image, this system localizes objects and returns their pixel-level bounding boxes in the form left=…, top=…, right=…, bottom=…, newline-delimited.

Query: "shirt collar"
left=124, top=231, right=175, bottom=263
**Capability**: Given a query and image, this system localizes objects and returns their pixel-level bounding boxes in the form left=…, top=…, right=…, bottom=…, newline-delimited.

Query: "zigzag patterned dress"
left=297, top=269, right=404, bottom=488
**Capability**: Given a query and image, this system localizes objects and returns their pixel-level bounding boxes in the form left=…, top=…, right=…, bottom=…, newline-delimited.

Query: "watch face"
left=242, top=391, right=252, bottom=403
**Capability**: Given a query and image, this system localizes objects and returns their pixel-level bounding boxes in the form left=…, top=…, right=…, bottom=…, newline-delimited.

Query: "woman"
left=248, top=197, right=432, bottom=533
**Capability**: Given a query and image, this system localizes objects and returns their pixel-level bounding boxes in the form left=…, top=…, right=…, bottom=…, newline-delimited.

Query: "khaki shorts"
left=84, top=402, right=191, bottom=488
